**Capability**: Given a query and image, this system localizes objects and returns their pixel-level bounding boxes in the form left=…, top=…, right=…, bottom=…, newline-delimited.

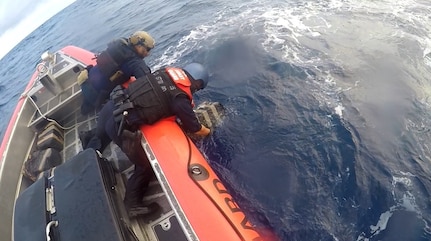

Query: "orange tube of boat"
left=140, top=118, right=265, bottom=241
left=62, top=46, right=275, bottom=240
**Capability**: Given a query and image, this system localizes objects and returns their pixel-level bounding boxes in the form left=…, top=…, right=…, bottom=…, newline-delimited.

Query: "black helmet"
left=183, top=63, right=209, bottom=88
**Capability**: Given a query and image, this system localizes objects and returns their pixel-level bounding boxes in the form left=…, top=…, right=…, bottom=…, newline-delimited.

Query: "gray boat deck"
left=57, top=108, right=180, bottom=241
left=17, top=50, right=183, bottom=240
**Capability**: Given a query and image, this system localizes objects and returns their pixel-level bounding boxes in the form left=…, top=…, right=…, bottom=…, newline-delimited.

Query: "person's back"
left=78, top=31, right=155, bottom=115
left=114, top=65, right=211, bottom=136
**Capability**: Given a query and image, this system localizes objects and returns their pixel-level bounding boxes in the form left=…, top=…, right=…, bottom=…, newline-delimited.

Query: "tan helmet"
left=128, top=31, right=155, bottom=50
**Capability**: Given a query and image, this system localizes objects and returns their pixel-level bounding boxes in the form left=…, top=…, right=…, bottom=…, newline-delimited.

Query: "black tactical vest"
left=126, top=69, right=186, bottom=125
left=96, top=38, right=136, bottom=85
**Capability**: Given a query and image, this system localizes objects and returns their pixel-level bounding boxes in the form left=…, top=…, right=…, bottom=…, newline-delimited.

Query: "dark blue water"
left=1, top=0, right=431, bottom=240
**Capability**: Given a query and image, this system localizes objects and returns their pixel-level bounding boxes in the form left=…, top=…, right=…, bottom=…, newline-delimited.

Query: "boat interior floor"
left=34, top=108, right=182, bottom=241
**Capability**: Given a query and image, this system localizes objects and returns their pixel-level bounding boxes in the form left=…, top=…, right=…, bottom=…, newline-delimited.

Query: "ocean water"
left=1, top=0, right=431, bottom=240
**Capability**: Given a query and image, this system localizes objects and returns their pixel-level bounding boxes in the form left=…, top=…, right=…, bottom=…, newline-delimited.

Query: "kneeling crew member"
left=87, top=63, right=211, bottom=217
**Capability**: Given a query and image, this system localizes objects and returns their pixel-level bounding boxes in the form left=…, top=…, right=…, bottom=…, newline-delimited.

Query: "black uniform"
left=88, top=68, right=201, bottom=209
left=80, top=38, right=151, bottom=114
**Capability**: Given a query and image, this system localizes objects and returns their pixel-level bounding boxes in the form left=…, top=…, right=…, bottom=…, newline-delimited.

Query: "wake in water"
left=169, top=0, right=431, bottom=240
left=0, top=0, right=430, bottom=240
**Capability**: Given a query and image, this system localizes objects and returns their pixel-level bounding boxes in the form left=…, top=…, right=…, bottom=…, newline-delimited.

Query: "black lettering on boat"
left=240, top=214, right=257, bottom=231
left=224, top=197, right=241, bottom=213
left=213, top=178, right=228, bottom=194
left=212, top=178, right=258, bottom=232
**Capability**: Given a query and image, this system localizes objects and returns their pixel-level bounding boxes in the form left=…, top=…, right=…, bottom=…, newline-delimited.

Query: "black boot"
left=120, top=130, right=147, bottom=165
left=126, top=202, right=160, bottom=218
left=79, top=129, right=98, bottom=149
left=123, top=164, right=157, bottom=218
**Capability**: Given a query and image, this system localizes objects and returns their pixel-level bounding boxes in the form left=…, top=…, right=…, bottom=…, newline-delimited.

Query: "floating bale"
left=194, top=101, right=225, bottom=128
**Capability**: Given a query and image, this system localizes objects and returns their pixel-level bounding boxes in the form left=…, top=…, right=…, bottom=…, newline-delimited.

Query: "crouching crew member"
left=86, top=63, right=211, bottom=217
left=77, top=30, right=155, bottom=114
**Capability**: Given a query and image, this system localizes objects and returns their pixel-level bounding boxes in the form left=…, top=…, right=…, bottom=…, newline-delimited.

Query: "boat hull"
left=140, top=118, right=263, bottom=241
left=0, top=46, right=96, bottom=241
left=1, top=45, right=267, bottom=241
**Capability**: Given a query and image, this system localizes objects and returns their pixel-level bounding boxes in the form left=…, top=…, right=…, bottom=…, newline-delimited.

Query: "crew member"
left=77, top=30, right=155, bottom=114
left=86, top=63, right=211, bottom=217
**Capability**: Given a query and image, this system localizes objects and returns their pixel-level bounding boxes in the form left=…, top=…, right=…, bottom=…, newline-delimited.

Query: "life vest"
left=96, top=38, right=137, bottom=85
left=126, top=68, right=194, bottom=125
left=165, top=67, right=193, bottom=102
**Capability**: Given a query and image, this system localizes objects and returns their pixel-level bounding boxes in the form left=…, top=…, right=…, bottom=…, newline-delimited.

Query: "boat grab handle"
left=45, top=220, right=58, bottom=241
left=37, top=62, right=49, bottom=76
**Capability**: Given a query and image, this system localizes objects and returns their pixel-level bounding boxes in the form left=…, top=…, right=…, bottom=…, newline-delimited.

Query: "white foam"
left=393, top=176, right=413, bottom=187
left=153, top=0, right=430, bottom=119
left=401, top=193, right=418, bottom=212
left=369, top=210, right=393, bottom=234
left=334, top=105, right=344, bottom=117
left=153, top=25, right=208, bottom=69
left=423, top=39, right=431, bottom=67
